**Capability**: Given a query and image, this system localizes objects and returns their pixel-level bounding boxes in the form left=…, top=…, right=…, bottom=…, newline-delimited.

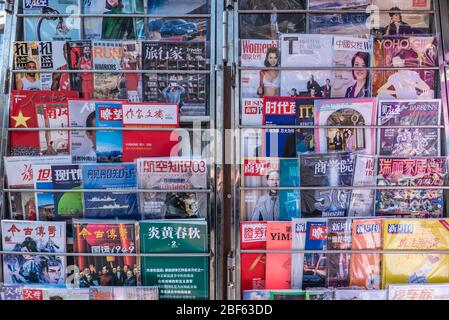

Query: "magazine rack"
left=0, top=0, right=227, bottom=299
left=226, top=0, right=449, bottom=299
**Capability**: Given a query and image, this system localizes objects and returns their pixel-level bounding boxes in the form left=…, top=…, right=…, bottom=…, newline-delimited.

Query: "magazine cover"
left=334, top=289, right=387, bottom=300
left=349, top=219, right=382, bottom=289
left=279, top=159, right=301, bottom=220
left=295, top=98, right=315, bottom=155
left=36, top=101, right=70, bottom=155
left=376, top=157, right=446, bottom=217
left=239, top=14, right=306, bottom=40
left=92, top=41, right=122, bottom=99
left=383, top=220, right=449, bottom=250
left=388, top=284, right=449, bottom=300
left=82, top=163, right=138, bottom=219
left=348, top=154, right=377, bottom=217
left=262, top=96, right=296, bottom=158
left=372, top=36, right=437, bottom=99
left=242, top=290, right=270, bottom=300
left=34, top=164, right=57, bottom=221
left=240, top=39, right=280, bottom=99
left=23, top=0, right=81, bottom=41
left=73, top=220, right=139, bottom=287
left=281, top=70, right=333, bottom=97
left=303, top=220, right=327, bottom=290
left=240, top=222, right=267, bottom=293
left=1, top=220, right=66, bottom=285
left=83, top=0, right=144, bottom=40
left=269, top=290, right=306, bottom=300
left=95, top=101, right=123, bottom=162
left=300, top=152, right=355, bottom=217
left=9, top=91, right=77, bottom=156
left=382, top=254, right=449, bottom=288
left=140, top=220, right=208, bottom=299
left=305, top=290, right=334, bottom=300
left=136, top=157, right=207, bottom=219
left=239, top=0, right=305, bottom=10
left=378, top=99, right=441, bottom=156
left=242, top=98, right=264, bottom=126
left=112, top=287, right=159, bottom=300
left=148, top=0, right=209, bottom=14
left=42, top=288, right=90, bottom=300
left=309, top=13, right=370, bottom=35
left=308, top=0, right=370, bottom=9
left=332, top=36, right=373, bottom=98
left=314, top=98, right=377, bottom=154
left=52, top=164, right=84, bottom=221
left=291, top=219, right=306, bottom=290
left=281, top=34, right=333, bottom=68
left=372, top=0, right=431, bottom=35
left=93, top=73, right=122, bottom=100
left=143, top=73, right=207, bottom=116
left=265, top=222, right=292, bottom=290
left=122, top=103, right=179, bottom=162
left=147, top=18, right=208, bottom=42
left=120, top=41, right=143, bottom=102
left=67, top=41, right=94, bottom=99
left=142, top=41, right=209, bottom=70
left=88, top=287, right=114, bottom=300
left=4, top=155, right=71, bottom=220
left=0, top=285, right=22, bottom=300
left=14, top=41, right=70, bottom=91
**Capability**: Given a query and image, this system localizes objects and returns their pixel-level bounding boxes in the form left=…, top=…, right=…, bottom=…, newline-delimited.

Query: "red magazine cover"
left=240, top=222, right=267, bottom=293
left=9, top=90, right=78, bottom=156
left=265, top=221, right=292, bottom=289
left=121, top=103, right=179, bottom=162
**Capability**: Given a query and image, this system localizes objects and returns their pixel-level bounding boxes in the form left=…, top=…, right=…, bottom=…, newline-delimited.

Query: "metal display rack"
left=0, top=0, right=226, bottom=300
left=226, top=0, right=449, bottom=299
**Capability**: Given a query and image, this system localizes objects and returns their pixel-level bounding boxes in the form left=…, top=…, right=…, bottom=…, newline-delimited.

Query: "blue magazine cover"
left=51, top=164, right=83, bottom=221
left=305, top=220, right=327, bottom=250
left=24, top=0, right=81, bottom=41
left=95, top=101, right=123, bottom=162
left=82, top=163, right=138, bottom=219
left=279, top=159, right=300, bottom=220
left=295, top=98, right=315, bottom=156
left=303, top=220, right=328, bottom=290
left=263, top=96, right=297, bottom=158
left=34, top=164, right=56, bottom=221
left=147, top=0, right=209, bottom=14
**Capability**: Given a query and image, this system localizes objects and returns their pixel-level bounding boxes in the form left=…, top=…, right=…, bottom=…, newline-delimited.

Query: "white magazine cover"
left=280, top=34, right=333, bottom=68
left=112, top=287, right=159, bottom=300
left=314, top=98, right=377, bottom=154
left=332, top=36, right=373, bottom=98
left=1, top=220, right=66, bottom=285
left=388, top=283, right=449, bottom=300
left=241, top=98, right=263, bottom=126
left=334, top=289, right=387, bottom=300
left=136, top=157, right=208, bottom=219
left=291, top=218, right=306, bottom=289
left=281, top=70, right=332, bottom=97
left=348, top=154, right=377, bottom=217
left=240, top=39, right=281, bottom=99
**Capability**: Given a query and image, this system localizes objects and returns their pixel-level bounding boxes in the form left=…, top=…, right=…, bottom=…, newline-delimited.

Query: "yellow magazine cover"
left=383, top=219, right=449, bottom=250
left=382, top=254, right=449, bottom=288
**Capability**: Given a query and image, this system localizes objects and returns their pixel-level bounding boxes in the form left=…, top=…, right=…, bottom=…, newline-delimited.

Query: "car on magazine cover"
left=159, top=19, right=198, bottom=38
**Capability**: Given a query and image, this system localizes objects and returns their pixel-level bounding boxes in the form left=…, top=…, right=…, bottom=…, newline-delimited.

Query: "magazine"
left=240, top=222, right=267, bottom=293
left=372, top=36, right=437, bottom=99
left=120, top=40, right=143, bottom=102
left=303, top=220, right=327, bottom=289
left=140, top=220, right=208, bottom=299
left=291, top=219, right=306, bottom=289
left=388, top=284, right=449, bottom=300
left=147, top=18, right=208, bottom=42
left=1, top=220, right=66, bottom=285
left=349, top=219, right=382, bottom=289
left=34, top=164, right=57, bottom=221
left=331, top=36, right=373, bottom=98
left=82, top=163, right=138, bottom=219
left=305, top=290, right=334, bottom=300
left=41, top=288, right=90, bottom=300
left=239, top=14, right=306, bottom=40
left=23, top=0, right=81, bottom=41
left=83, top=0, right=144, bottom=40
left=121, top=103, right=179, bottom=162
left=4, top=155, right=71, bottom=220
left=371, top=0, right=432, bottom=36
left=239, top=0, right=305, bottom=10
left=295, top=98, right=315, bottom=155
left=348, top=154, right=377, bottom=217
left=265, top=222, right=292, bottom=290
left=242, top=290, right=270, bottom=300
left=314, top=98, right=377, bottom=154
left=73, top=220, right=140, bottom=287
left=309, top=13, right=370, bottom=35
left=136, top=157, right=207, bottom=219
left=377, top=99, right=441, bottom=156
left=52, top=164, right=84, bottom=221
left=147, top=0, right=209, bottom=14
left=92, top=41, right=122, bottom=100
left=269, top=290, right=306, bottom=300
left=242, top=98, right=264, bottom=126
left=376, top=157, right=446, bottom=217
left=143, top=73, right=207, bottom=116
left=334, top=289, right=387, bottom=300
left=67, top=41, right=94, bottom=99
left=95, top=101, right=123, bottom=163
left=308, top=0, right=370, bottom=9
left=300, top=152, right=355, bottom=217
left=326, top=219, right=352, bottom=288
left=0, top=284, right=22, bottom=300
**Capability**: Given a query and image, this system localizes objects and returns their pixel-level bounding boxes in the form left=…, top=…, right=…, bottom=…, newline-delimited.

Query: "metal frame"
left=0, top=0, right=224, bottom=301
left=228, top=0, right=449, bottom=300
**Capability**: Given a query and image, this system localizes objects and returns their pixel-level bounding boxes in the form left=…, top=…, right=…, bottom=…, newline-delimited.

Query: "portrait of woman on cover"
left=257, top=47, right=280, bottom=97
left=345, top=51, right=370, bottom=98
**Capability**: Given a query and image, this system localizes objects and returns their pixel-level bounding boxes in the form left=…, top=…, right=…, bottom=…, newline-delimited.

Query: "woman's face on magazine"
left=353, top=56, right=367, bottom=80
left=107, top=0, right=120, bottom=7
left=267, top=53, right=278, bottom=67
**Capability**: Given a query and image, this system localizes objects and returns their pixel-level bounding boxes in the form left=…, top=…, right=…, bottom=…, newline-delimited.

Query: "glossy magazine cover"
left=147, top=18, right=208, bottom=42
left=265, top=222, right=292, bottom=290
left=52, top=164, right=84, bottom=221
left=377, top=99, right=441, bottom=156
left=67, top=41, right=94, bottom=99
left=388, top=284, right=449, bottom=300
left=1, top=220, right=66, bottom=285
left=23, top=0, right=81, bottom=41
left=239, top=14, right=306, bottom=40
left=147, top=0, right=209, bottom=14
left=348, top=154, right=377, bottom=217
